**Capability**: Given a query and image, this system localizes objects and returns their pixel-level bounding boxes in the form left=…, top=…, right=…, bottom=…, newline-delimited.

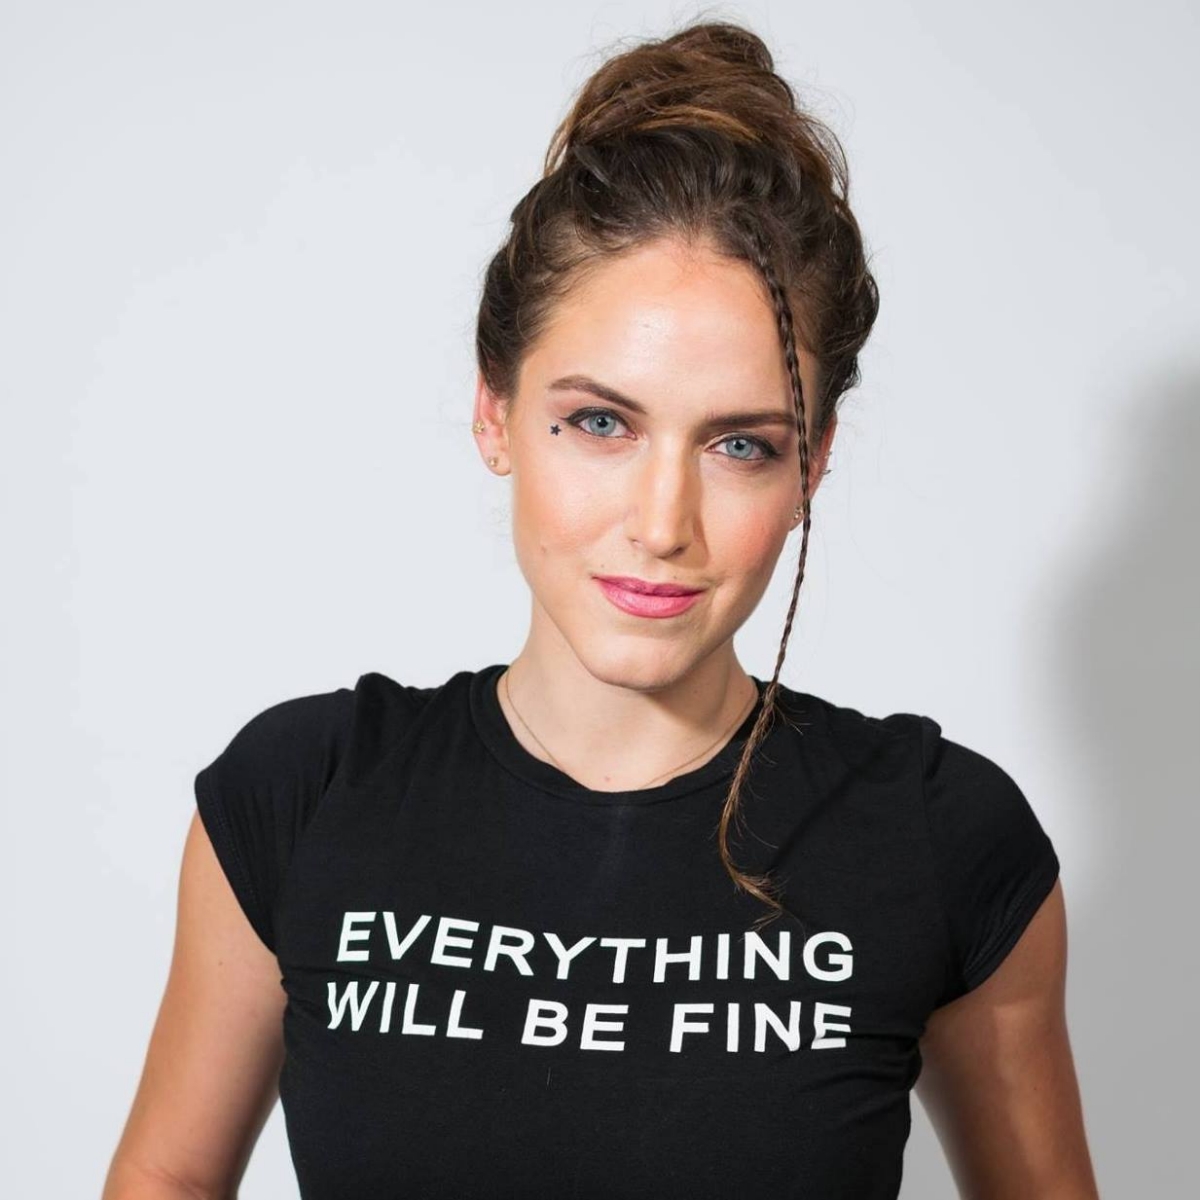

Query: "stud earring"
left=487, top=456, right=499, bottom=468
left=472, top=420, right=486, bottom=434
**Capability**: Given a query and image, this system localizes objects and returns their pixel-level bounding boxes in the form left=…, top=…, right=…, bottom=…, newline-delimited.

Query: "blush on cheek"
left=709, top=513, right=792, bottom=628
left=513, top=471, right=606, bottom=562
left=530, top=451, right=612, bottom=521
left=725, top=512, right=789, bottom=576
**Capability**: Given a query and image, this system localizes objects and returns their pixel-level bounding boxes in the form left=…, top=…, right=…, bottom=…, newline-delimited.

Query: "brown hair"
left=475, top=18, right=880, bottom=930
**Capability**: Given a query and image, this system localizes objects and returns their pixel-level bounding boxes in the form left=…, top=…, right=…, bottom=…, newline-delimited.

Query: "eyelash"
left=563, top=407, right=783, bottom=463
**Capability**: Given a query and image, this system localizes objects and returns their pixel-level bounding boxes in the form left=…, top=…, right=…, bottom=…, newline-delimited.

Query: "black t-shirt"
left=193, top=662, right=1060, bottom=1199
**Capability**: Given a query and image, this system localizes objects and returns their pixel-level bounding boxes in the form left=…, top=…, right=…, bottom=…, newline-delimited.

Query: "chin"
left=564, top=631, right=710, bottom=694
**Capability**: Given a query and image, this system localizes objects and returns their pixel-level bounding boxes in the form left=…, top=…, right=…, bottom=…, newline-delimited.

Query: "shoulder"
left=774, top=684, right=1027, bottom=800
left=909, top=714, right=1060, bottom=1002
left=199, top=682, right=356, bottom=786
left=191, top=670, right=445, bottom=953
left=196, top=669, right=443, bottom=795
left=769, top=687, right=1052, bottom=852
left=766, top=684, right=1060, bottom=1006
left=770, top=682, right=923, bottom=782
left=911, top=712, right=1047, bottom=845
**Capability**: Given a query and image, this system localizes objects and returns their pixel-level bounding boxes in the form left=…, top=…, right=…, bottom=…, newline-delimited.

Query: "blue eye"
left=563, top=407, right=781, bottom=464
left=570, top=410, right=626, bottom=438
left=720, top=435, right=775, bottom=461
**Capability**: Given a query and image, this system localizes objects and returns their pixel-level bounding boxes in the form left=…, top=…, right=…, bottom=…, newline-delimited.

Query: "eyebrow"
left=547, top=373, right=799, bottom=433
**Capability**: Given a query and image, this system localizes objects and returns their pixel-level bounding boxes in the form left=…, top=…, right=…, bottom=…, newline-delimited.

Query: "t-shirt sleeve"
left=918, top=715, right=1061, bottom=1009
left=193, top=685, right=356, bottom=954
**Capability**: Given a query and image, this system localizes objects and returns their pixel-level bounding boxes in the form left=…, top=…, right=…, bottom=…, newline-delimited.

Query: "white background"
left=2, top=1, right=1196, bottom=1195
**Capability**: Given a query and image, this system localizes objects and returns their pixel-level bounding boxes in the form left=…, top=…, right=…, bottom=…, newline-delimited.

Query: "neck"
left=497, top=639, right=759, bottom=793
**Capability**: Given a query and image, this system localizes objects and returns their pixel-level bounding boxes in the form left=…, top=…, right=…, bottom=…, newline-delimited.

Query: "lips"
left=593, top=575, right=705, bottom=596
left=594, top=577, right=707, bottom=619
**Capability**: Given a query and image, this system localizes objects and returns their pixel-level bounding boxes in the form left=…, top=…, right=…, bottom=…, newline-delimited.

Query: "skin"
left=917, top=879, right=1100, bottom=1197
left=103, top=813, right=287, bottom=1200
left=474, top=235, right=834, bottom=790
left=103, top=233, right=1098, bottom=1197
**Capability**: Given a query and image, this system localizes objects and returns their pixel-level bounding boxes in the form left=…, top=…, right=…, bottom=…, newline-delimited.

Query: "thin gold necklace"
left=500, top=667, right=759, bottom=791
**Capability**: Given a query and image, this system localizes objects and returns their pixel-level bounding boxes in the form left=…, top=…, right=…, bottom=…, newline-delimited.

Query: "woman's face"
left=476, top=235, right=834, bottom=689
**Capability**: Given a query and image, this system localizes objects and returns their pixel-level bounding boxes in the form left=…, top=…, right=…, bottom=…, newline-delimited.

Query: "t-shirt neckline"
left=467, top=661, right=770, bottom=806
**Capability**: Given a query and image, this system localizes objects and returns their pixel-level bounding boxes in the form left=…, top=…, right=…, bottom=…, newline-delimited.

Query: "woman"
left=104, top=19, right=1099, bottom=1200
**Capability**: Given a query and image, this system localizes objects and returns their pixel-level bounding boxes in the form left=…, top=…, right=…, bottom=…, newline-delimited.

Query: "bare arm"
left=102, top=811, right=290, bottom=1199
left=915, top=878, right=1099, bottom=1199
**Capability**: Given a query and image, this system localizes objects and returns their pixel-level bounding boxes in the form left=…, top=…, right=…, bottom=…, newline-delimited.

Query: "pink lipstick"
left=593, top=575, right=706, bottom=619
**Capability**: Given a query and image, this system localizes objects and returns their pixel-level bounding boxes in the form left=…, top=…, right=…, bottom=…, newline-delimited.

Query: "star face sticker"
left=550, top=424, right=561, bottom=435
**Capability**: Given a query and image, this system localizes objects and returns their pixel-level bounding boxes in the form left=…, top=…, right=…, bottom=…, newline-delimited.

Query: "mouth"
left=592, top=575, right=706, bottom=597
left=593, top=575, right=707, bottom=619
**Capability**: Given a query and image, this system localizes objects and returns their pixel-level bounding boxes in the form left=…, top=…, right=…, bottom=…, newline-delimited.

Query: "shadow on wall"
left=900, top=366, right=1199, bottom=1197
left=1048, top=369, right=1199, bottom=1195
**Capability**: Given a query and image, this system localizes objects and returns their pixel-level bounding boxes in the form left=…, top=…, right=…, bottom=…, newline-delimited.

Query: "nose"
left=623, top=447, right=698, bottom=558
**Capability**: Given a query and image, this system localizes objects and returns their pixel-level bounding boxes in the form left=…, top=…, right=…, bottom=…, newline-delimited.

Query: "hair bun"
left=544, top=21, right=799, bottom=176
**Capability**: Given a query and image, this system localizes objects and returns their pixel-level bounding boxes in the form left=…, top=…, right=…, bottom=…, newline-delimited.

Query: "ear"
left=801, top=413, right=837, bottom=505
left=472, top=369, right=512, bottom=475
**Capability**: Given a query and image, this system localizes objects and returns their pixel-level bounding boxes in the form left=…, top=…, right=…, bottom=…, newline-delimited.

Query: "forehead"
left=524, top=238, right=812, bottom=417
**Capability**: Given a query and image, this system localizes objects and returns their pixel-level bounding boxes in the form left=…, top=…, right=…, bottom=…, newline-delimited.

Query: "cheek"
left=510, top=456, right=609, bottom=562
left=710, top=502, right=790, bottom=581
